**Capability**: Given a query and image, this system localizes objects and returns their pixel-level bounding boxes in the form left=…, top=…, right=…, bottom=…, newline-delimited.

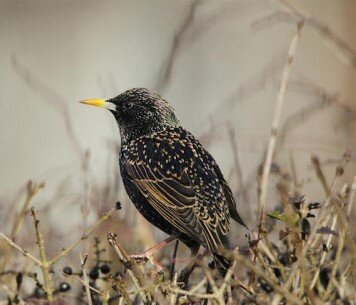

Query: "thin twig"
left=170, top=273, right=178, bottom=305
left=49, top=208, right=116, bottom=266
left=80, top=253, right=93, bottom=305
left=238, top=255, right=303, bottom=305
left=0, top=181, right=45, bottom=272
left=309, top=214, right=337, bottom=289
left=258, top=21, right=304, bottom=217
left=156, top=0, right=201, bottom=91
left=61, top=269, right=102, bottom=295
left=347, top=175, right=356, bottom=218
left=311, top=155, right=329, bottom=196
left=279, top=0, right=356, bottom=67
left=107, top=232, right=152, bottom=304
left=11, top=181, right=45, bottom=241
left=305, top=153, right=349, bottom=251
left=227, top=124, right=250, bottom=208
left=11, top=56, right=82, bottom=157
left=324, top=211, right=346, bottom=299
left=0, top=233, right=42, bottom=266
left=30, top=208, right=53, bottom=301
left=204, top=268, right=224, bottom=305
left=251, top=21, right=304, bottom=286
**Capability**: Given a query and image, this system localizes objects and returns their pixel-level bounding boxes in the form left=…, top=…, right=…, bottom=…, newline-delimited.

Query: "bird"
left=80, top=88, right=247, bottom=280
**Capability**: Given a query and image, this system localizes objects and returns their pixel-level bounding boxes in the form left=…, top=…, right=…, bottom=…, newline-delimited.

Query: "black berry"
left=63, top=266, right=73, bottom=275
left=33, top=287, right=47, bottom=298
left=89, top=266, right=99, bottom=280
left=100, top=264, right=110, bottom=274
left=58, top=282, right=71, bottom=292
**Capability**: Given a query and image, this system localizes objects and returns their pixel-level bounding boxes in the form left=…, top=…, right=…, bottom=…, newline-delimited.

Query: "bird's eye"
left=123, top=102, right=133, bottom=110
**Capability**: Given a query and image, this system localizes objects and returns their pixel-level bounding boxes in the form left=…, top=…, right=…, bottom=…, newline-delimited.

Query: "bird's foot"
left=130, top=252, right=164, bottom=272
left=129, top=236, right=177, bottom=272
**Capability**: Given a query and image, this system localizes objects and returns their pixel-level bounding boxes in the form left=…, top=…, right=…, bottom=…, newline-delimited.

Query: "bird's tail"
left=210, top=236, right=234, bottom=278
left=212, top=252, right=233, bottom=277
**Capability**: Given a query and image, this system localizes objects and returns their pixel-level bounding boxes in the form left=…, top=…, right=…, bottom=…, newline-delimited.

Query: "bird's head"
left=80, top=88, right=180, bottom=141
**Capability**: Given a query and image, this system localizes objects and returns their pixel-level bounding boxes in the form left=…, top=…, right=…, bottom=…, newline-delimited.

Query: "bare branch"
left=11, top=56, right=82, bottom=157
left=347, top=176, right=356, bottom=218
left=279, top=0, right=356, bottom=67
left=49, top=207, right=116, bottom=266
left=107, top=232, right=152, bottom=304
left=0, top=233, right=42, bottom=266
left=258, top=21, right=304, bottom=221
left=30, top=208, right=53, bottom=301
left=156, top=0, right=201, bottom=92
left=80, top=253, right=93, bottom=305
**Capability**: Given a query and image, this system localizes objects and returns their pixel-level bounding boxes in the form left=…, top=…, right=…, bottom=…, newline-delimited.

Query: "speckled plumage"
left=107, top=88, right=247, bottom=274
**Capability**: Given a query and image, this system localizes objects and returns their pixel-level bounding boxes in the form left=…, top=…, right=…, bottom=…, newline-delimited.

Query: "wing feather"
left=122, top=129, right=236, bottom=252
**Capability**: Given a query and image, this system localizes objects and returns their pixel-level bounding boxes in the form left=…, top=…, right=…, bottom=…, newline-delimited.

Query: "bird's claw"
left=129, top=253, right=164, bottom=272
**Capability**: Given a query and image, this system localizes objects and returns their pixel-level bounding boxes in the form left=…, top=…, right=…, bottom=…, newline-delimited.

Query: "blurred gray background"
left=1, top=0, right=355, bottom=239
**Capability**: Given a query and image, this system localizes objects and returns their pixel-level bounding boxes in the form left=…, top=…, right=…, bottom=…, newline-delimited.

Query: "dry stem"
left=258, top=21, right=304, bottom=217
left=80, top=253, right=93, bottom=305
left=279, top=0, right=356, bottom=67
left=107, top=232, right=152, bottom=304
left=0, top=233, right=42, bottom=266
left=49, top=207, right=116, bottom=266
left=30, top=207, right=53, bottom=301
left=347, top=175, right=356, bottom=218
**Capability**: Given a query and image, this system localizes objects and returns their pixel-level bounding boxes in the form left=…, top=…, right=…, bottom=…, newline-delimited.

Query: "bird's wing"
left=124, top=158, right=204, bottom=242
left=213, top=165, right=249, bottom=230
left=123, top=135, right=231, bottom=252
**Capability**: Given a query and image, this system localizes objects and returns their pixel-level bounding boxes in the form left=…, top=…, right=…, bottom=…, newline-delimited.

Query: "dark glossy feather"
left=120, top=126, right=245, bottom=256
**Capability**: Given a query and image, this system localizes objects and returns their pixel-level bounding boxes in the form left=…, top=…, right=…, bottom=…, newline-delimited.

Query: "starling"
left=80, top=88, right=247, bottom=277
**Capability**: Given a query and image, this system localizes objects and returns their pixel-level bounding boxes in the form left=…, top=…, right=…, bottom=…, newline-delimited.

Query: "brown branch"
left=288, top=80, right=356, bottom=114
left=311, top=155, right=330, bottom=196
left=156, top=1, right=267, bottom=92
left=249, top=21, right=303, bottom=287
left=11, top=181, right=45, bottom=241
left=347, top=175, right=356, bottom=218
left=0, top=233, right=42, bottom=266
left=238, top=255, right=303, bottom=305
left=304, top=152, right=350, bottom=253
left=11, top=56, right=82, bottom=157
left=227, top=124, right=249, bottom=207
left=258, top=21, right=304, bottom=224
left=61, top=269, right=102, bottom=295
left=156, top=0, right=201, bottom=92
left=279, top=0, right=356, bottom=67
left=30, top=208, right=53, bottom=301
left=107, top=232, right=152, bottom=304
left=252, top=1, right=356, bottom=67
left=80, top=253, right=93, bottom=305
left=0, top=181, right=45, bottom=272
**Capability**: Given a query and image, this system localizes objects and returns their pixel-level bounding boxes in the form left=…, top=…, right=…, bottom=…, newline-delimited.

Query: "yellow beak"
left=79, top=98, right=106, bottom=108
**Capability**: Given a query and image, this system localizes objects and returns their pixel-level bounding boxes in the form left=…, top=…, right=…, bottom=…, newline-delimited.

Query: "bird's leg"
left=177, top=246, right=200, bottom=287
left=130, top=235, right=177, bottom=271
